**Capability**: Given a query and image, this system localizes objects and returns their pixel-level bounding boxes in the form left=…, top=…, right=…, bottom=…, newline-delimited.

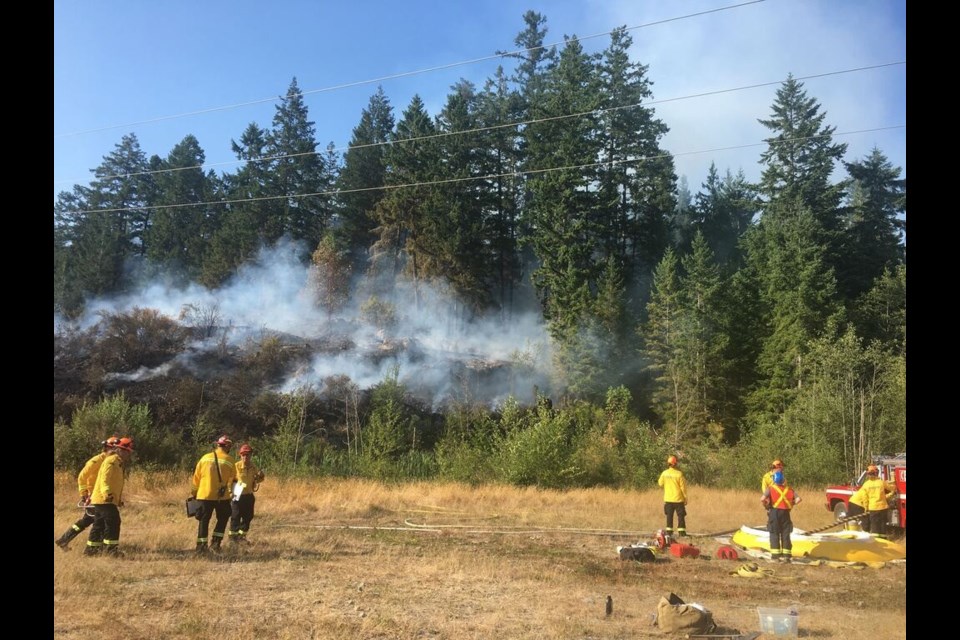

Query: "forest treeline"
left=53, top=12, right=905, bottom=486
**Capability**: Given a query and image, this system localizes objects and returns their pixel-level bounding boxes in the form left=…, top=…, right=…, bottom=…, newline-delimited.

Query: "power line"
left=54, top=61, right=905, bottom=188
left=62, top=125, right=905, bottom=216
left=53, top=0, right=766, bottom=139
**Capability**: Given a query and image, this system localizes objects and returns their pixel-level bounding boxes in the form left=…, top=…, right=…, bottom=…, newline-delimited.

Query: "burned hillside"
left=54, top=308, right=547, bottom=448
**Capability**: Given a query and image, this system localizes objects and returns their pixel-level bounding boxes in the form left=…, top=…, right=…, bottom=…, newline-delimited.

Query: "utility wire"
left=54, top=0, right=766, bottom=139
left=55, top=61, right=905, bottom=187
left=63, top=125, right=904, bottom=216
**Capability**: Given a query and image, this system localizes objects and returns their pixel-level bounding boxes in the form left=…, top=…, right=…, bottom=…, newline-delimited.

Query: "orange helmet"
left=239, top=444, right=253, bottom=455
left=115, top=437, right=134, bottom=452
left=866, top=464, right=879, bottom=474
left=215, top=435, right=233, bottom=449
left=772, top=459, right=784, bottom=469
left=667, top=455, right=678, bottom=466
left=103, top=435, right=121, bottom=449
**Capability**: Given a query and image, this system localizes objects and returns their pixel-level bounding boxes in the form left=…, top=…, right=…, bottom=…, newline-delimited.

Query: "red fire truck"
left=824, top=454, right=906, bottom=532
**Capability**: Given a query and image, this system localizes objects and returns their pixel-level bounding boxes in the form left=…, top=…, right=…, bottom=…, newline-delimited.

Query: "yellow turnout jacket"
left=77, top=451, right=109, bottom=496
left=658, top=467, right=687, bottom=504
left=193, top=450, right=236, bottom=500
left=852, top=477, right=895, bottom=511
left=234, top=459, right=263, bottom=496
left=90, top=453, right=126, bottom=505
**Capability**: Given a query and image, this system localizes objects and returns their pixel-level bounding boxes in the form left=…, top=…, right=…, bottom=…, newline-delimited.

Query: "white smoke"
left=58, top=239, right=556, bottom=409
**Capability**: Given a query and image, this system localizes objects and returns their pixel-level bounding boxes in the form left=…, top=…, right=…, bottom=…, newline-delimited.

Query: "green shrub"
left=53, top=392, right=157, bottom=471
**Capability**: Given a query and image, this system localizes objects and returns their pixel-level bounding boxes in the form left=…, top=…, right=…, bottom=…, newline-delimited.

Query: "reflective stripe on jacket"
left=77, top=452, right=109, bottom=495
left=90, top=454, right=125, bottom=505
left=658, top=467, right=687, bottom=503
left=193, top=451, right=236, bottom=500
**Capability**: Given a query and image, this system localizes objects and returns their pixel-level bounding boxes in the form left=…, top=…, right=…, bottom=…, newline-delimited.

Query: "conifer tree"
left=335, top=86, right=395, bottom=274
left=265, top=77, right=332, bottom=252
left=838, top=148, right=906, bottom=300
left=146, top=134, right=214, bottom=283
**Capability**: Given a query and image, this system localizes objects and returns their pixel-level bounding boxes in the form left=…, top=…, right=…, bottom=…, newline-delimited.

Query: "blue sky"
left=53, top=0, right=906, bottom=200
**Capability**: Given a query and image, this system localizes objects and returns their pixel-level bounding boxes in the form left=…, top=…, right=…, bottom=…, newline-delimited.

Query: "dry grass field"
left=53, top=470, right=906, bottom=639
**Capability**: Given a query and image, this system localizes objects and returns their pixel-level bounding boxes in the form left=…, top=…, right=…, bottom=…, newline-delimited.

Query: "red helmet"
left=772, top=459, right=784, bottom=469
left=103, top=435, right=121, bottom=449
left=239, top=444, right=253, bottom=455
left=215, top=435, right=233, bottom=449
left=115, top=437, right=134, bottom=452
left=866, top=464, right=879, bottom=474
left=667, top=455, right=678, bottom=466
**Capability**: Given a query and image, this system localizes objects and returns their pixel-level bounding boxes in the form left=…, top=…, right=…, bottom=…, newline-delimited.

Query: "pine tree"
left=433, top=79, right=495, bottom=312
left=476, top=67, right=524, bottom=319
left=335, top=86, right=395, bottom=274
left=596, top=25, right=675, bottom=283
left=693, top=164, right=759, bottom=269
left=679, top=232, right=729, bottom=441
left=203, top=123, right=272, bottom=286
left=837, top=148, right=906, bottom=300
left=369, top=95, right=441, bottom=306
left=265, top=77, right=332, bottom=252
left=641, top=248, right=690, bottom=447
left=54, top=133, right=155, bottom=310
left=745, top=199, right=844, bottom=419
left=524, top=36, right=602, bottom=339
left=146, top=134, right=214, bottom=283
left=757, top=75, right=848, bottom=282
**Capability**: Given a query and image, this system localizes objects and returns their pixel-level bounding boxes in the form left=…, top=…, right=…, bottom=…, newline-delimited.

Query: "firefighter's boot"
left=83, top=542, right=103, bottom=556
left=196, top=540, right=208, bottom=555
left=210, top=537, right=223, bottom=554
left=56, top=526, right=81, bottom=550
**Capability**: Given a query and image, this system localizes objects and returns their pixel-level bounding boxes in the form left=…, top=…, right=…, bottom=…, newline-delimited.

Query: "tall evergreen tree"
left=433, top=80, right=495, bottom=312
left=744, top=199, right=844, bottom=419
left=370, top=95, right=442, bottom=306
left=758, top=75, right=848, bottom=218
left=596, top=25, right=676, bottom=285
left=757, top=75, right=848, bottom=285
left=524, top=36, right=601, bottom=341
left=640, top=248, right=690, bottom=447
left=265, top=77, right=331, bottom=252
left=204, top=123, right=272, bottom=286
left=693, top=164, right=758, bottom=270
left=146, top=134, right=214, bottom=283
left=53, top=133, right=155, bottom=311
left=679, top=232, right=729, bottom=442
left=476, top=67, right=524, bottom=319
left=851, top=265, right=906, bottom=353
left=837, top=148, right=906, bottom=300
left=335, top=86, right=395, bottom=274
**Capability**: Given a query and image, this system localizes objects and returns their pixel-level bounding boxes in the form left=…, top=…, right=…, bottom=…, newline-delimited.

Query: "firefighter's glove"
left=105, top=494, right=114, bottom=503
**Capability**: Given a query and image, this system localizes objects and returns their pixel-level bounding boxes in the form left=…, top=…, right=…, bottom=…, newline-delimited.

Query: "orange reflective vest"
left=769, top=484, right=796, bottom=510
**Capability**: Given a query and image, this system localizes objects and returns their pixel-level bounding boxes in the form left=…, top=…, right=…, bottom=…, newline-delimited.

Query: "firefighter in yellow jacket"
left=192, top=435, right=237, bottom=554
left=850, top=465, right=896, bottom=537
left=658, top=455, right=688, bottom=537
left=761, top=459, right=784, bottom=493
left=85, top=437, right=134, bottom=556
left=56, top=436, right=120, bottom=550
left=229, top=443, right=264, bottom=543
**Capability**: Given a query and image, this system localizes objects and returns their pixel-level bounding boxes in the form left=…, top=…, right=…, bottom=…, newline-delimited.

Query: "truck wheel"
left=833, top=502, right=848, bottom=521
